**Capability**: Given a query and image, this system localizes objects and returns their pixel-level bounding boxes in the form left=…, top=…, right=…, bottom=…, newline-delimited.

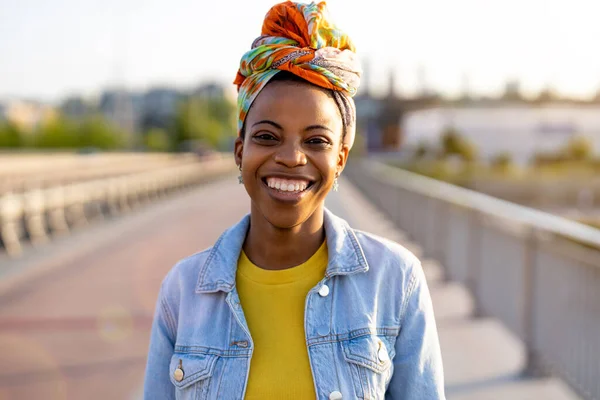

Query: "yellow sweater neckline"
left=237, top=241, right=328, bottom=285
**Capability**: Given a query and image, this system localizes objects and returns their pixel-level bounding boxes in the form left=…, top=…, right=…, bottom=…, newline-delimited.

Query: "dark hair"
left=240, top=71, right=354, bottom=140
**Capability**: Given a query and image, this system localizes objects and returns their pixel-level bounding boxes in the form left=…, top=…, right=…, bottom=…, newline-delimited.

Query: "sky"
left=2, top=0, right=600, bottom=103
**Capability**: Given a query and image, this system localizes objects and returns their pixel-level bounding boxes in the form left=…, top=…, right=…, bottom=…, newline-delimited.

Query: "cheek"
left=314, top=156, right=339, bottom=186
left=240, top=144, right=271, bottom=186
left=241, top=141, right=264, bottom=167
left=326, top=152, right=341, bottom=172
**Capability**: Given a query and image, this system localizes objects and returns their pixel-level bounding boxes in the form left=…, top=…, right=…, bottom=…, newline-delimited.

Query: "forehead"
left=246, top=80, right=342, bottom=130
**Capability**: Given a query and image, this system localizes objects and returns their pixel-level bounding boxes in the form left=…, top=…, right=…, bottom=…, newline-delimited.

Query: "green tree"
left=413, top=140, right=430, bottom=160
left=173, top=96, right=236, bottom=151
left=34, top=115, right=79, bottom=148
left=0, top=121, right=25, bottom=148
left=143, top=128, right=171, bottom=152
left=78, top=115, right=126, bottom=150
left=491, top=152, right=513, bottom=171
left=440, top=127, right=477, bottom=162
left=564, top=135, right=593, bottom=161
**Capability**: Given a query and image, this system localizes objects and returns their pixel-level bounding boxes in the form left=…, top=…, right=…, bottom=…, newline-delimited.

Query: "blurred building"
left=99, top=89, right=140, bottom=136
left=402, top=104, right=600, bottom=164
left=61, top=96, right=92, bottom=119
left=192, top=82, right=232, bottom=100
left=501, top=80, right=524, bottom=102
left=140, top=88, right=182, bottom=132
left=356, top=68, right=439, bottom=152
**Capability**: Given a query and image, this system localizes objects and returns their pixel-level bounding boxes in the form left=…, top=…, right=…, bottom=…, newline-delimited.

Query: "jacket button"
left=173, top=367, right=184, bottom=382
left=329, top=391, right=342, bottom=400
left=318, top=284, right=330, bottom=297
left=174, top=359, right=184, bottom=382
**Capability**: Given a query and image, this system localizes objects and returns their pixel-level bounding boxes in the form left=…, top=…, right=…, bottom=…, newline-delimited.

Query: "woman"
left=144, top=2, right=445, bottom=399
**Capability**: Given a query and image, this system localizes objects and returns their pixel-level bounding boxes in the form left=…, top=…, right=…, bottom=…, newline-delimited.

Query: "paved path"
left=0, top=177, right=581, bottom=399
left=0, top=179, right=249, bottom=400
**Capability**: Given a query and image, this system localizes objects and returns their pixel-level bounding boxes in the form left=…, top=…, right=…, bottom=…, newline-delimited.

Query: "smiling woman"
left=143, top=2, right=445, bottom=399
left=237, top=73, right=347, bottom=235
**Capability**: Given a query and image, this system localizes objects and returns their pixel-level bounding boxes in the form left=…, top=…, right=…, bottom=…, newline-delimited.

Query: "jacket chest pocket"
left=341, top=335, right=395, bottom=399
left=169, top=352, right=218, bottom=400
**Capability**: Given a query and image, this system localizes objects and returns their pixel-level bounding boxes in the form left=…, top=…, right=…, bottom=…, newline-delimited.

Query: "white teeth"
left=265, top=177, right=310, bottom=192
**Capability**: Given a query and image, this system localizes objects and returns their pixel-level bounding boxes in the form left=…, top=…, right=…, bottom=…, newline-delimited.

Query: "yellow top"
left=236, top=241, right=328, bottom=399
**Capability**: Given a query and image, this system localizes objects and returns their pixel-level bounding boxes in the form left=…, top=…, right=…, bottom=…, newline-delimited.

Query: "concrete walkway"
left=0, top=179, right=249, bottom=400
left=0, top=176, right=581, bottom=399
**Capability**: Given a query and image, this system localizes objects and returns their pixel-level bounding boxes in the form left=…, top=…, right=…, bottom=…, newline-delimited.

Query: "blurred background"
left=1, top=0, right=599, bottom=399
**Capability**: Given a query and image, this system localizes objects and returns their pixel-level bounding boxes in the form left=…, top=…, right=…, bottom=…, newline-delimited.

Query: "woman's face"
left=234, top=80, right=349, bottom=229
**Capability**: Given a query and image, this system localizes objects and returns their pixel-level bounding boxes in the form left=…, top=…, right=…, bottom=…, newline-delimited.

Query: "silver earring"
left=238, top=165, right=243, bottom=184
left=332, top=176, right=339, bottom=191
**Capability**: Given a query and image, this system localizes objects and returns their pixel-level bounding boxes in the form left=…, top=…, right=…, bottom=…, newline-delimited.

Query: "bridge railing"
left=346, top=158, right=600, bottom=400
left=0, top=154, right=236, bottom=258
left=0, top=152, right=202, bottom=195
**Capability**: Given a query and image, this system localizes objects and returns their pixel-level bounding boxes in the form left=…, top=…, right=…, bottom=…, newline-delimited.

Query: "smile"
left=261, top=176, right=316, bottom=203
left=265, top=177, right=312, bottom=193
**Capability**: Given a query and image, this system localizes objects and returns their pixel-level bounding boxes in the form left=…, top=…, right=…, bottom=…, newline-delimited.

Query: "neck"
left=243, top=204, right=326, bottom=270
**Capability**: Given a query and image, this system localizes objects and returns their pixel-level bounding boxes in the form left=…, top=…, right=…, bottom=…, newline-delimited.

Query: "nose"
left=274, top=141, right=307, bottom=168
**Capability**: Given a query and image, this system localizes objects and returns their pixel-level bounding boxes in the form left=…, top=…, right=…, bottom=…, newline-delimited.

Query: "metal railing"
left=0, top=154, right=236, bottom=258
left=346, top=158, right=600, bottom=400
left=0, top=153, right=202, bottom=195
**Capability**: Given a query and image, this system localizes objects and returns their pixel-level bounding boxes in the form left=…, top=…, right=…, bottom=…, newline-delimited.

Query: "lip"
left=260, top=176, right=316, bottom=204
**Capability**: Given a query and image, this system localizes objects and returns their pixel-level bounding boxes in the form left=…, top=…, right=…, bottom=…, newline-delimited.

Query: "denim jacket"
left=144, top=208, right=445, bottom=399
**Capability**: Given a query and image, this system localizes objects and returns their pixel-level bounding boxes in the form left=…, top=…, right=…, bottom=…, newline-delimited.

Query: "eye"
left=306, top=137, right=331, bottom=147
left=252, top=132, right=278, bottom=143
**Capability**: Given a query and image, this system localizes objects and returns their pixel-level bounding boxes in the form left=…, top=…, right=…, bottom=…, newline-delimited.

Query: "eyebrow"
left=305, top=124, right=334, bottom=134
left=252, top=120, right=283, bottom=130
left=252, top=120, right=334, bottom=134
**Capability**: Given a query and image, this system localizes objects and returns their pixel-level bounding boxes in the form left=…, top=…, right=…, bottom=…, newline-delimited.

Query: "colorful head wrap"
left=234, top=1, right=362, bottom=147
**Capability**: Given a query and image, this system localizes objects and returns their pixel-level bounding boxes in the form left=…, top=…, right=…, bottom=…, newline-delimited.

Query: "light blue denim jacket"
left=144, top=208, right=445, bottom=399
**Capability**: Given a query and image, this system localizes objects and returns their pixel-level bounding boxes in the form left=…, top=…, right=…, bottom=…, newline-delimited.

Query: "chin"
left=262, top=207, right=306, bottom=229
left=254, top=200, right=320, bottom=230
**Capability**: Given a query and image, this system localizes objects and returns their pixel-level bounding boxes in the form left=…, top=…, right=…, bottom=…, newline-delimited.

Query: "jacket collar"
left=196, top=208, right=369, bottom=293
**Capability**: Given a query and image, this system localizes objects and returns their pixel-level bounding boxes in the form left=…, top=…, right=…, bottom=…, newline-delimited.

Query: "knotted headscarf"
left=234, top=1, right=362, bottom=147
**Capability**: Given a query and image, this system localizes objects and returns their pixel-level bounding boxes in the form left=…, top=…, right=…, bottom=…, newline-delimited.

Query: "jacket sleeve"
left=385, top=261, right=446, bottom=399
left=143, top=282, right=177, bottom=400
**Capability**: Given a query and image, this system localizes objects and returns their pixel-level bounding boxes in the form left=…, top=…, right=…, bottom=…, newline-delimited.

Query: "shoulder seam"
left=159, top=288, right=177, bottom=340
left=399, top=259, right=420, bottom=326
left=156, top=249, right=215, bottom=341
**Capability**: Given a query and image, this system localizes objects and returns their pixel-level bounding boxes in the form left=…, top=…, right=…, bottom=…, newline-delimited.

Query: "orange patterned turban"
left=234, top=1, right=362, bottom=147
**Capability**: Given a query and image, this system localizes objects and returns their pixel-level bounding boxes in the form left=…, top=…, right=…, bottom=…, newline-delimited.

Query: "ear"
left=234, top=136, right=244, bottom=168
left=336, top=144, right=350, bottom=176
